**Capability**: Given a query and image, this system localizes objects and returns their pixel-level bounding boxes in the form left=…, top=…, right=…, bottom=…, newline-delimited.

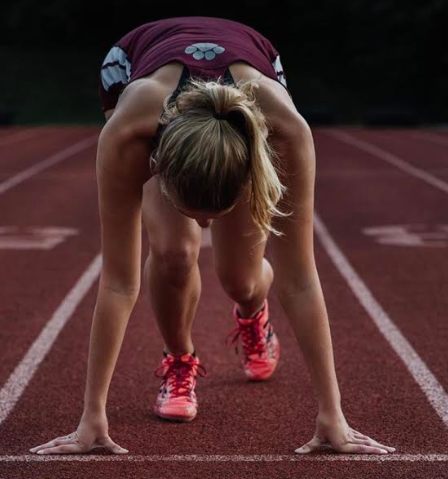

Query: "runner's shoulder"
left=256, top=79, right=309, bottom=137
left=230, top=63, right=309, bottom=137
left=103, top=79, right=168, bottom=141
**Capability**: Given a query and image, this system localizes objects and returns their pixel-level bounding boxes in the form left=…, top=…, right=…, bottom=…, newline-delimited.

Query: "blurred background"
left=1, top=0, right=446, bottom=126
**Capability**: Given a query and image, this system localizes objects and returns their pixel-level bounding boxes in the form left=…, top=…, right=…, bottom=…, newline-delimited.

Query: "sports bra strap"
left=168, top=65, right=236, bottom=104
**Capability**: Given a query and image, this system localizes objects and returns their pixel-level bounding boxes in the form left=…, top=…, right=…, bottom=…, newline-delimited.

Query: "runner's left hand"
left=294, top=410, right=396, bottom=454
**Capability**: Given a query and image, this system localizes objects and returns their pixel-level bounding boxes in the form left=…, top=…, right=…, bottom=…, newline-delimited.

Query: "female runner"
left=30, top=16, right=396, bottom=456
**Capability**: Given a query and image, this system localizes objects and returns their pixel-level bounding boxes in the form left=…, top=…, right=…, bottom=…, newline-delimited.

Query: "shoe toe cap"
left=244, top=361, right=277, bottom=380
left=156, top=398, right=197, bottom=420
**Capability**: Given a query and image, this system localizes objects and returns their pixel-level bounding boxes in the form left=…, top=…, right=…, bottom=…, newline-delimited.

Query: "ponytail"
left=150, top=76, right=291, bottom=241
left=229, top=80, right=291, bottom=241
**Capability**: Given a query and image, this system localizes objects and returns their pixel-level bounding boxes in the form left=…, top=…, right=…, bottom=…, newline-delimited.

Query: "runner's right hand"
left=29, top=411, right=128, bottom=455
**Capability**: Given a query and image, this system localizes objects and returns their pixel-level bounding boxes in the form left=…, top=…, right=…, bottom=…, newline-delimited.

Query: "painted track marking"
left=328, top=130, right=448, bottom=194
left=362, top=223, right=448, bottom=247
left=0, top=135, right=98, bottom=196
left=201, top=228, right=212, bottom=248
left=1, top=454, right=447, bottom=462
left=314, top=212, right=448, bottom=429
left=0, top=226, right=78, bottom=250
left=0, top=254, right=102, bottom=425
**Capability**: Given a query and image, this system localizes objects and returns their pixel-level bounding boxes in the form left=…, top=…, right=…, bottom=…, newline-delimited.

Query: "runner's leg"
left=210, top=185, right=273, bottom=317
left=142, top=176, right=202, bottom=355
left=211, top=185, right=280, bottom=380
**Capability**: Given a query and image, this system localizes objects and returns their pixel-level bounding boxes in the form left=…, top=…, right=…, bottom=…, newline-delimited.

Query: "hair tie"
left=213, top=113, right=227, bottom=120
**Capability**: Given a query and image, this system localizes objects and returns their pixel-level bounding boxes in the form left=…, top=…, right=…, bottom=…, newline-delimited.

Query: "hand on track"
left=295, top=410, right=396, bottom=455
left=29, top=413, right=128, bottom=455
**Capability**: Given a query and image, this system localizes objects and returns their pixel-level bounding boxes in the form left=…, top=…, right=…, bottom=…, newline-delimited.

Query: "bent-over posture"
left=30, top=16, right=396, bottom=456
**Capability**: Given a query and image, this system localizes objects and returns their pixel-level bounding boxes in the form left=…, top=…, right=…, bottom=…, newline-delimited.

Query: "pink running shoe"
left=227, top=299, right=280, bottom=381
left=153, top=352, right=206, bottom=422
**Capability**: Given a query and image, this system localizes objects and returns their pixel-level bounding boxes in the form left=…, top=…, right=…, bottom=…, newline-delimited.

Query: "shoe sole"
left=246, top=366, right=278, bottom=381
left=154, top=409, right=197, bottom=422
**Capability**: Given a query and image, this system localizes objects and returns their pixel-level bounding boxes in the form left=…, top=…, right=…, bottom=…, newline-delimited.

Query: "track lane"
left=0, top=129, right=40, bottom=147
left=0, top=128, right=32, bottom=140
left=0, top=127, right=99, bottom=179
left=0, top=137, right=100, bottom=387
left=0, top=127, right=446, bottom=478
left=313, top=128, right=448, bottom=403
left=1, top=227, right=446, bottom=477
left=334, top=128, right=448, bottom=177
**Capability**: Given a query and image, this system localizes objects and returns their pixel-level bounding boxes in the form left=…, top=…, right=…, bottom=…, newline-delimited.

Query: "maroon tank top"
left=99, top=16, right=289, bottom=112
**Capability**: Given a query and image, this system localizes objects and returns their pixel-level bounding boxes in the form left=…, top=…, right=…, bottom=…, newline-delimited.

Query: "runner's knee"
left=150, top=245, right=199, bottom=283
left=220, top=278, right=257, bottom=304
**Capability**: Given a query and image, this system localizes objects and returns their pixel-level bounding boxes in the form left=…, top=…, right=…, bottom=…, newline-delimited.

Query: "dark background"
left=1, top=0, right=446, bottom=125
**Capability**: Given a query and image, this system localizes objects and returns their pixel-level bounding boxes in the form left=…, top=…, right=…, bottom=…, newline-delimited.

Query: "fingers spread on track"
left=350, top=438, right=395, bottom=452
left=341, top=443, right=389, bottom=454
left=36, top=444, right=84, bottom=454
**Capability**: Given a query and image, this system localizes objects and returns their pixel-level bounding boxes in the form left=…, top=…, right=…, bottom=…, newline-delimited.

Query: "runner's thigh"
left=142, top=176, right=202, bottom=264
left=210, top=186, right=268, bottom=296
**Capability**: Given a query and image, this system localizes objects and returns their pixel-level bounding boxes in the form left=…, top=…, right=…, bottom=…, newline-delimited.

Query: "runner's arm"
left=267, top=110, right=342, bottom=414
left=83, top=116, right=152, bottom=413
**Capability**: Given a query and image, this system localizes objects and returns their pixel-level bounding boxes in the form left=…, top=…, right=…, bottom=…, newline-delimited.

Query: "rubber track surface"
left=0, top=127, right=447, bottom=478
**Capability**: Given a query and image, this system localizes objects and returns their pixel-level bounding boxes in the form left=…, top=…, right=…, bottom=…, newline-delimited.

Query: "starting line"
left=1, top=454, right=447, bottom=462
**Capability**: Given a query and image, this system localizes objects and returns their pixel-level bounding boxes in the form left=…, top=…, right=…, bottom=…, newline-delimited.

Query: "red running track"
left=0, top=126, right=447, bottom=478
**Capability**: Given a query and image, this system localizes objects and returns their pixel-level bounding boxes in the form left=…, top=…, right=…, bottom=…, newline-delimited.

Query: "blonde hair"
left=150, top=76, right=291, bottom=240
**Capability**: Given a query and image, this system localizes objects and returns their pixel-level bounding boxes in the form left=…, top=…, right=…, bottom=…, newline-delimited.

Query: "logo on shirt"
left=184, top=43, right=226, bottom=61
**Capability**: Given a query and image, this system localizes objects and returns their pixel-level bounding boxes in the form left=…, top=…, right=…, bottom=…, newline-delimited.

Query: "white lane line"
left=313, top=212, right=448, bottom=430
left=0, top=130, right=39, bottom=148
left=0, top=134, right=98, bottom=196
left=327, top=130, right=448, bottom=194
left=1, top=454, right=447, bottom=462
left=201, top=228, right=212, bottom=248
left=0, top=254, right=102, bottom=425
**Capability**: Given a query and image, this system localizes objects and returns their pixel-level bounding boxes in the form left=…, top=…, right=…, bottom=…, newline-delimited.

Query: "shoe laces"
left=226, top=316, right=271, bottom=359
left=154, top=355, right=207, bottom=398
